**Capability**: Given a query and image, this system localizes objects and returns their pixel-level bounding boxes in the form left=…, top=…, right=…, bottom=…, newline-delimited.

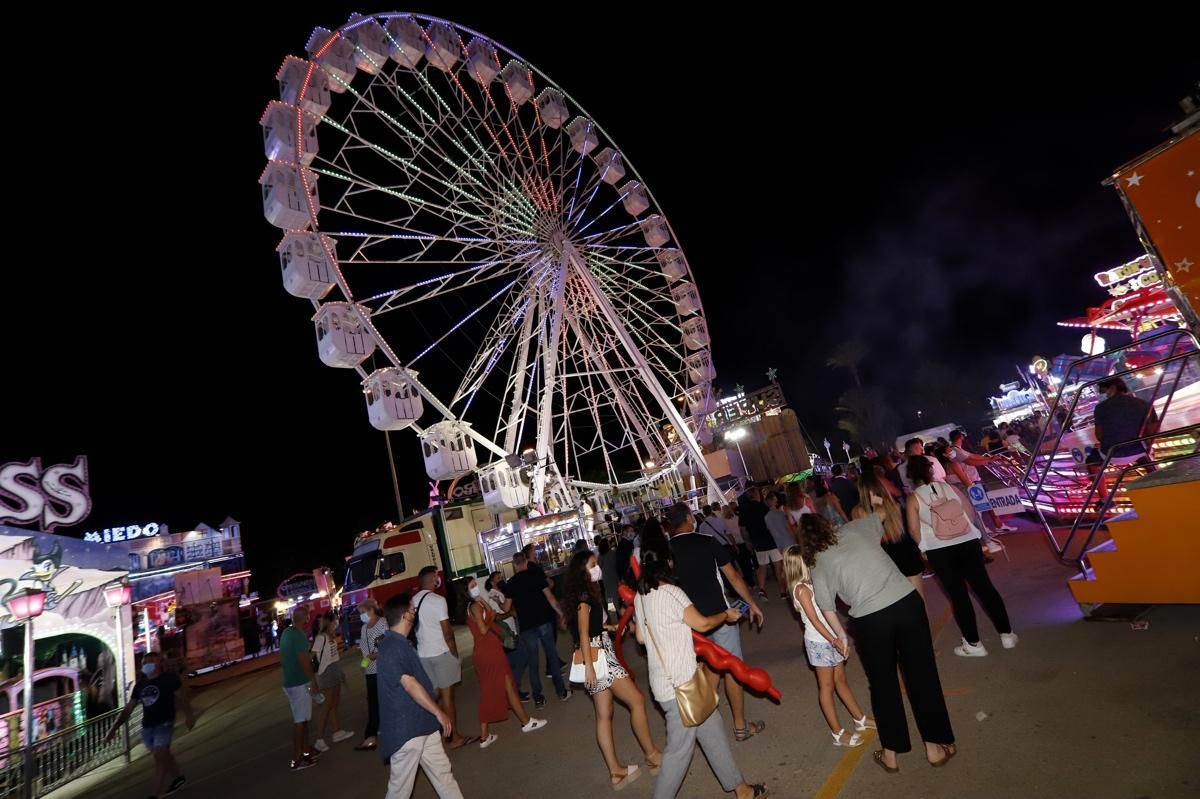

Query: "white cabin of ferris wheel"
left=566, top=117, right=599, bottom=155
left=465, top=39, right=500, bottom=84
left=363, top=367, right=424, bottom=431
left=501, top=61, right=535, bottom=105
left=671, top=282, right=702, bottom=317
left=385, top=17, right=424, bottom=68
left=424, top=22, right=461, bottom=72
left=421, top=421, right=478, bottom=481
left=260, top=101, right=318, bottom=166
left=535, top=89, right=568, bottom=128
left=277, top=56, right=332, bottom=117
left=307, top=28, right=357, bottom=91
left=640, top=215, right=670, bottom=248
left=682, top=317, right=710, bottom=350
left=313, top=303, right=375, bottom=368
left=685, top=384, right=717, bottom=417
left=478, top=461, right=530, bottom=514
left=593, top=148, right=626, bottom=185
left=277, top=232, right=336, bottom=300
left=685, top=350, right=715, bottom=384
left=620, top=181, right=649, bottom=217
left=260, top=162, right=318, bottom=230
left=657, top=249, right=688, bottom=282
left=344, top=16, right=389, bottom=74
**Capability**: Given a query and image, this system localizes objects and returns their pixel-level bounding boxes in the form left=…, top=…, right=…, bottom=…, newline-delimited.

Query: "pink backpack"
left=920, top=483, right=970, bottom=540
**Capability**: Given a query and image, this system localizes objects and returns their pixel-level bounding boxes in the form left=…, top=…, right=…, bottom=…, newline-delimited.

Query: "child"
left=783, top=544, right=875, bottom=747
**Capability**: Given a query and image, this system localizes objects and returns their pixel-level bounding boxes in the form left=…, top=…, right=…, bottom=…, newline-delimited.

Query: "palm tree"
left=826, top=340, right=868, bottom=388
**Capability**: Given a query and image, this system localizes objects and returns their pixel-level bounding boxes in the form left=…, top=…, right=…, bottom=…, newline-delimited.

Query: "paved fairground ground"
left=50, top=518, right=1198, bottom=799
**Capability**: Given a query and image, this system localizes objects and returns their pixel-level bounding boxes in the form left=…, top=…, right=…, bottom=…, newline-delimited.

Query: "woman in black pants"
left=802, top=512, right=956, bottom=773
left=905, top=455, right=1017, bottom=657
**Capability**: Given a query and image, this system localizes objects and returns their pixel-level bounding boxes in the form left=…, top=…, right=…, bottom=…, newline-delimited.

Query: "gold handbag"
left=644, top=601, right=719, bottom=727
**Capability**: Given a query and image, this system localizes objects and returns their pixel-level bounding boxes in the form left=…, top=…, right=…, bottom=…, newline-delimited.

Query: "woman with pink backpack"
left=905, top=456, right=1017, bottom=658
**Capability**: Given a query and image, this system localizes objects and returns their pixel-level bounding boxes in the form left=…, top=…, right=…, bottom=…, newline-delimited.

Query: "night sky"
left=4, top=5, right=1196, bottom=593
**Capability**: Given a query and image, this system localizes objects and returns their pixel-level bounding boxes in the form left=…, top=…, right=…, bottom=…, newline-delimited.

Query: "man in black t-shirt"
left=107, top=651, right=194, bottom=797
left=667, top=502, right=768, bottom=743
left=502, top=553, right=569, bottom=708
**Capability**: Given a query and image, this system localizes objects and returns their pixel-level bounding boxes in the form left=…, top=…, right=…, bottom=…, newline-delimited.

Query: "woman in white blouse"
left=905, top=455, right=1016, bottom=658
left=634, top=550, right=767, bottom=799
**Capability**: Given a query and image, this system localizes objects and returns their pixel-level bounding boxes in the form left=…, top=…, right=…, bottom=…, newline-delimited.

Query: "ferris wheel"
left=260, top=12, right=721, bottom=513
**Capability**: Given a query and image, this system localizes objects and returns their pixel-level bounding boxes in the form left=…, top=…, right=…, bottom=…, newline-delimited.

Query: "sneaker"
left=289, top=756, right=317, bottom=771
left=479, top=733, right=499, bottom=749
left=997, top=524, right=1018, bottom=532
left=312, top=738, right=329, bottom=753
left=953, top=639, right=988, bottom=657
left=164, top=775, right=186, bottom=796
left=534, top=696, right=546, bottom=709
left=984, top=538, right=1003, bottom=554
left=559, top=689, right=573, bottom=702
left=1000, top=632, right=1019, bottom=649
left=331, top=730, right=355, bottom=744
left=518, top=691, right=532, bottom=703
left=521, top=717, right=548, bottom=733
left=756, top=589, right=768, bottom=600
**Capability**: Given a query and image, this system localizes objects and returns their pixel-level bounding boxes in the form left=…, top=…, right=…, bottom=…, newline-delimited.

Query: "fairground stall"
left=0, top=528, right=132, bottom=751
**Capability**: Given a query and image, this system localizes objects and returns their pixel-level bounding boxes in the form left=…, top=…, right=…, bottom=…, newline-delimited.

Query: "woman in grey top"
left=801, top=512, right=956, bottom=774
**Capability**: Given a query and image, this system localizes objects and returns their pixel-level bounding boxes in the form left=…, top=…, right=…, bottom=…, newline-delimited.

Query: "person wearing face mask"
left=355, top=598, right=388, bottom=751
left=564, top=550, right=663, bottom=789
left=465, top=577, right=548, bottom=748
left=107, top=651, right=194, bottom=796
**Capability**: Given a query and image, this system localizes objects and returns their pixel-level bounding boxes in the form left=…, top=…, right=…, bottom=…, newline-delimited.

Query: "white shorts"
left=756, top=548, right=782, bottom=565
left=283, top=684, right=311, bottom=723
left=420, top=652, right=462, bottom=690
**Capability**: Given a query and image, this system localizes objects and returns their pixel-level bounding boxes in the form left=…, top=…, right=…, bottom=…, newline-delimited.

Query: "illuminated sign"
left=1094, top=256, right=1161, bottom=297
left=0, top=456, right=91, bottom=530
left=83, top=522, right=165, bottom=544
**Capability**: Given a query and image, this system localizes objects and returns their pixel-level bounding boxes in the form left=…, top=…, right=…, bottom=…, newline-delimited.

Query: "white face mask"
left=468, top=585, right=481, bottom=599
left=588, top=565, right=602, bottom=582
left=360, top=612, right=370, bottom=624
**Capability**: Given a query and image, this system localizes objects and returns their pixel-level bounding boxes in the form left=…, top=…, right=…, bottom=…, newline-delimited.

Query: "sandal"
left=872, top=750, right=899, bottom=774
left=611, top=764, right=641, bottom=791
left=853, top=715, right=876, bottom=732
left=831, top=729, right=864, bottom=747
left=929, top=743, right=957, bottom=767
left=733, top=720, right=766, bottom=742
left=645, top=753, right=662, bottom=775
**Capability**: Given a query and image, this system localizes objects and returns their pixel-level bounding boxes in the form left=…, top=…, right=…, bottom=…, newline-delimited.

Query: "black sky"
left=4, top=5, right=1196, bottom=593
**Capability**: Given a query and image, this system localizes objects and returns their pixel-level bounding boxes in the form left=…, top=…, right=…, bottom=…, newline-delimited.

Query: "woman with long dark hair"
left=799, top=512, right=955, bottom=773
left=633, top=550, right=766, bottom=799
left=564, top=550, right=662, bottom=789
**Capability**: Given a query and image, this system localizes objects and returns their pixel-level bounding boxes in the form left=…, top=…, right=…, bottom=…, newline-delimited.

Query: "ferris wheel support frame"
left=566, top=243, right=722, bottom=502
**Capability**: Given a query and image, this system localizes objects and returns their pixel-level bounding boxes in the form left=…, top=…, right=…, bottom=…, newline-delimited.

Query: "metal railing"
left=1021, top=329, right=1200, bottom=555
left=1061, top=428, right=1200, bottom=573
left=0, top=705, right=140, bottom=798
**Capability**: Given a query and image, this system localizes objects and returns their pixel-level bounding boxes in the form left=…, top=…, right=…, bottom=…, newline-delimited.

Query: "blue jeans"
left=516, top=622, right=565, bottom=700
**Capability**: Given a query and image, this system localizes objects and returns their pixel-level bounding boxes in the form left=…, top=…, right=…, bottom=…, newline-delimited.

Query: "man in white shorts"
left=412, top=566, right=471, bottom=749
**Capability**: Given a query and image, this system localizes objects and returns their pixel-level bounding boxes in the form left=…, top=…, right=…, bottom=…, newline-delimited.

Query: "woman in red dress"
left=466, top=577, right=548, bottom=748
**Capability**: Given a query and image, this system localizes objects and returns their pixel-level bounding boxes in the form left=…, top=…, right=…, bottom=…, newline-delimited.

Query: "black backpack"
left=407, top=592, right=430, bottom=646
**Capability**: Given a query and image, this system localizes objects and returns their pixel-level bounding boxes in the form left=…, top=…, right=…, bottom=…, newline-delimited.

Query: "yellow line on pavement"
left=813, top=730, right=875, bottom=799
left=813, top=601, right=956, bottom=798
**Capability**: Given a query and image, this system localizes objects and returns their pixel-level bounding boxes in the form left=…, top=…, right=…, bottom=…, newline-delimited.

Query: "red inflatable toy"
left=613, top=556, right=781, bottom=702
